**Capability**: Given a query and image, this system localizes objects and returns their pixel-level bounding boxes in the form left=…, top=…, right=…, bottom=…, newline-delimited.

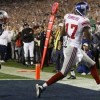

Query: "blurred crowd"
left=0, top=0, right=100, bottom=74
left=0, top=0, right=99, bottom=28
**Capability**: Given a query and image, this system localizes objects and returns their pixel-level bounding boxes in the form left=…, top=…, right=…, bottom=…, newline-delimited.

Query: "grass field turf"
left=0, top=72, right=30, bottom=79
left=0, top=60, right=100, bottom=79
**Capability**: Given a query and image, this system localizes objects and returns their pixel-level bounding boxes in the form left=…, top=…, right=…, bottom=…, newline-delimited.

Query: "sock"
left=25, top=61, right=28, bottom=65
left=43, top=83, right=48, bottom=88
left=30, top=57, right=34, bottom=65
left=25, top=57, right=28, bottom=65
left=90, top=64, right=100, bottom=84
left=46, top=72, right=65, bottom=86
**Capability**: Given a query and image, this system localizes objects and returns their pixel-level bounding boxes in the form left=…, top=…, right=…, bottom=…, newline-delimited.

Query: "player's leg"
left=23, top=42, right=29, bottom=65
left=36, top=46, right=77, bottom=98
left=63, top=46, right=76, bottom=79
left=82, top=50, right=100, bottom=84
left=29, top=41, right=34, bottom=65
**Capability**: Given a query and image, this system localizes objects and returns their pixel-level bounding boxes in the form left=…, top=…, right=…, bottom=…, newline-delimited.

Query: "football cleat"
left=36, top=84, right=44, bottom=98
left=67, top=75, right=76, bottom=79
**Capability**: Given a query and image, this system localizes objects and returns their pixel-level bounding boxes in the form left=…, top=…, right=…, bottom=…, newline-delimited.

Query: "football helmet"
left=75, top=2, right=89, bottom=16
left=0, top=10, right=9, bottom=24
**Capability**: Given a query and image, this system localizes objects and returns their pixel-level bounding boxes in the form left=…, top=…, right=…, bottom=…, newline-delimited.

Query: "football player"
left=36, top=2, right=100, bottom=98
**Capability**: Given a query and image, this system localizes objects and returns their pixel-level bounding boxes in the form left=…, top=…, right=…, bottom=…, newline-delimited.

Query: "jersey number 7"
left=66, top=23, right=78, bottom=39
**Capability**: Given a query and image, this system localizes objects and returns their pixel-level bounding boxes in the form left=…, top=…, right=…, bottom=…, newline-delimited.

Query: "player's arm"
left=82, top=26, right=92, bottom=41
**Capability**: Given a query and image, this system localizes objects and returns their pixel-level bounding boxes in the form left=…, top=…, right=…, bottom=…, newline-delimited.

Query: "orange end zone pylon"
left=35, top=64, right=40, bottom=80
left=40, top=2, right=59, bottom=70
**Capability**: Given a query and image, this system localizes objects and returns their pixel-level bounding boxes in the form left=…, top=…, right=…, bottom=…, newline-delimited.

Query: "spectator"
left=34, top=26, right=41, bottom=63
left=6, top=25, right=14, bottom=60
left=54, top=35, right=63, bottom=72
left=11, top=27, right=19, bottom=60
left=0, top=25, right=8, bottom=62
left=21, top=22, right=34, bottom=66
left=77, top=43, right=93, bottom=75
left=89, top=16, right=96, bottom=33
left=92, top=31, right=100, bottom=69
left=15, top=32, right=23, bottom=63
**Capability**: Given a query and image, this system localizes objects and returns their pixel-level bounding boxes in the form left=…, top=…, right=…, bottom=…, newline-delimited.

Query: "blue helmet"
left=75, top=2, right=89, bottom=16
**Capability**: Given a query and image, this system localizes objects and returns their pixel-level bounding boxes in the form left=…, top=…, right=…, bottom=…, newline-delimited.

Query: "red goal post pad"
left=41, top=2, right=59, bottom=69
left=52, top=2, right=59, bottom=15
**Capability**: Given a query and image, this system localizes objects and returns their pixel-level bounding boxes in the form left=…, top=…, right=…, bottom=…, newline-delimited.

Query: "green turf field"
left=0, top=72, right=31, bottom=79
left=0, top=60, right=100, bottom=79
